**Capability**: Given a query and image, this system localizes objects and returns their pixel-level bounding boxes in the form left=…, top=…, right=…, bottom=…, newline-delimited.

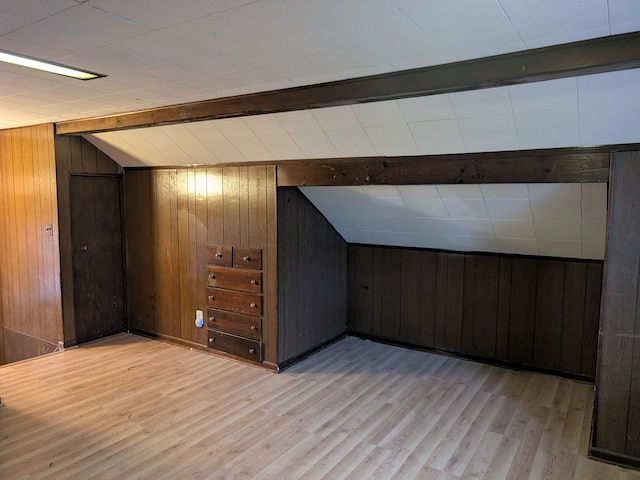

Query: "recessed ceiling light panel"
left=0, top=50, right=105, bottom=80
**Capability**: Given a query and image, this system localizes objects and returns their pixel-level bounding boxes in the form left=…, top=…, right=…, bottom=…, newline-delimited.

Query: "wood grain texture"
left=124, top=166, right=278, bottom=364
left=0, top=125, right=63, bottom=364
left=593, top=151, right=640, bottom=460
left=54, top=135, right=123, bottom=346
left=348, top=247, right=602, bottom=379
left=56, top=32, right=640, bottom=134
left=277, top=149, right=611, bottom=186
left=277, top=187, right=347, bottom=364
left=1, top=333, right=637, bottom=479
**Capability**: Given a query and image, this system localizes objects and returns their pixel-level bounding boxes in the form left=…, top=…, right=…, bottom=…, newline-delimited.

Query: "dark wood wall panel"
left=277, top=187, right=347, bottom=364
left=0, top=125, right=63, bottom=364
left=592, top=151, right=640, bottom=464
left=55, top=135, right=122, bottom=346
left=348, top=245, right=602, bottom=378
left=124, top=166, right=278, bottom=365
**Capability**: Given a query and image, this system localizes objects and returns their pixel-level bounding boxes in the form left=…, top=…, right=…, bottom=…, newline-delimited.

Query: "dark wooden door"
left=70, top=175, right=125, bottom=343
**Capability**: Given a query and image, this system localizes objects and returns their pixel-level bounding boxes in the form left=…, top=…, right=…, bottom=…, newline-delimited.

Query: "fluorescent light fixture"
left=0, top=50, right=105, bottom=80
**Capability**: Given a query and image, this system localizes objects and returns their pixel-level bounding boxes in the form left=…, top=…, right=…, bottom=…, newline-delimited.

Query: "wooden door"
left=70, top=175, right=125, bottom=343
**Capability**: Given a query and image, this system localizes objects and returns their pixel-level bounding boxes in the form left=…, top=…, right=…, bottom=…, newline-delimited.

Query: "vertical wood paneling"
left=0, top=125, right=62, bottom=364
left=125, top=166, right=278, bottom=364
left=533, top=260, right=565, bottom=370
left=347, top=246, right=601, bottom=378
left=277, top=187, right=347, bottom=364
left=55, top=135, right=123, bottom=345
left=593, top=151, right=640, bottom=462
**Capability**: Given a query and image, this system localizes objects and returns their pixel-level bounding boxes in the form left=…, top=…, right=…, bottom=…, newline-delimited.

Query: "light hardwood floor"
left=1, top=333, right=638, bottom=480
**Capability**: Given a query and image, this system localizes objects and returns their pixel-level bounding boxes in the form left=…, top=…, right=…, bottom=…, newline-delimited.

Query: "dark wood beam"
left=57, top=32, right=640, bottom=135
left=276, top=148, right=611, bottom=186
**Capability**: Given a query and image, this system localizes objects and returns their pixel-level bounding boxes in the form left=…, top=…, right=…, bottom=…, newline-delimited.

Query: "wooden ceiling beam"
left=276, top=148, right=612, bottom=186
left=56, top=32, right=640, bottom=135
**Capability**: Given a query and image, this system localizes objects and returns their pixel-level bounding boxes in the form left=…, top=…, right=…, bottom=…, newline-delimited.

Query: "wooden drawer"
left=206, top=266, right=262, bottom=293
left=207, top=308, right=261, bottom=340
left=206, top=244, right=232, bottom=267
left=233, top=247, right=262, bottom=270
left=206, top=287, right=262, bottom=316
left=207, top=330, right=261, bottom=362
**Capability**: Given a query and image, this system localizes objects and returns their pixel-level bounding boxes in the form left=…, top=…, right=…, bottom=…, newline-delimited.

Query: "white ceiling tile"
left=275, top=110, right=322, bottom=133
left=581, top=183, right=608, bottom=221
left=582, top=221, right=607, bottom=243
left=365, top=124, right=419, bottom=156
left=514, top=108, right=580, bottom=150
left=398, top=185, right=441, bottom=199
left=538, top=240, right=582, bottom=259
left=203, top=139, right=247, bottom=163
left=485, top=199, right=533, bottom=221
left=498, top=238, right=539, bottom=256
left=528, top=183, right=581, bottom=199
left=364, top=196, right=412, bottom=217
left=452, top=219, right=495, bottom=237
left=480, top=184, right=529, bottom=199
left=290, top=132, right=340, bottom=158
left=362, top=185, right=402, bottom=198
left=354, top=216, right=390, bottom=231
left=457, top=114, right=519, bottom=152
left=579, top=102, right=640, bottom=145
left=322, top=212, right=359, bottom=230
left=403, top=197, right=449, bottom=218
left=364, top=231, right=401, bottom=246
left=409, top=119, right=466, bottom=154
left=437, top=185, right=483, bottom=200
left=509, top=78, right=578, bottom=113
left=609, top=0, right=640, bottom=33
left=460, top=236, right=501, bottom=253
left=259, top=134, right=305, bottom=160
left=578, top=69, right=640, bottom=106
left=312, top=106, right=362, bottom=131
left=339, top=229, right=369, bottom=244
left=534, top=221, right=582, bottom=242
left=286, top=0, right=395, bottom=25
left=582, top=241, right=605, bottom=260
left=184, top=121, right=227, bottom=143
left=215, top=118, right=255, bottom=139
left=450, top=87, right=513, bottom=118
left=325, top=128, right=377, bottom=156
left=243, top=115, right=287, bottom=136
left=491, top=220, right=536, bottom=239
left=90, top=0, right=210, bottom=29
left=443, top=199, right=490, bottom=220
left=402, top=0, right=524, bottom=58
left=352, top=100, right=405, bottom=127
left=499, top=0, right=609, bottom=47
left=229, top=137, right=273, bottom=161
left=398, top=95, right=456, bottom=122
left=531, top=198, right=582, bottom=221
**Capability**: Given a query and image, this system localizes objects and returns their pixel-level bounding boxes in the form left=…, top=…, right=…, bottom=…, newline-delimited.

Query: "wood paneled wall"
left=124, top=166, right=278, bottom=365
left=348, top=245, right=602, bottom=378
left=55, top=135, right=122, bottom=346
left=277, top=187, right=347, bottom=364
left=0, top=124, right=63, bottom=364
left=591, top=151, right=640, bottom=466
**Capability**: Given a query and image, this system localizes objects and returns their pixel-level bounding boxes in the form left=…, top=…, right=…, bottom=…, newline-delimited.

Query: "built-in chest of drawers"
left=205, top=244, right=263, bottom=362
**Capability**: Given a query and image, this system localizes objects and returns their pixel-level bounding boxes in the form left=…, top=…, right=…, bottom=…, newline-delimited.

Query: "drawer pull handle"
left=250, top=303, right=257, bottom=308
left=243, top=256, right=250, bottom=261
left=250, top=280, right=257, bottom=285
left=209, top=338, right=214, bottom=343
left=208, top=274, right=215, bottom=279
left=215, top=253, right=222, bottom=258
left=209, top=317, right=214, bottom=322
left=250, top=325, right=257, bottom=330
left=208, top=295, right=214, bottom=301
left=249, top=348, right=255, bottom=354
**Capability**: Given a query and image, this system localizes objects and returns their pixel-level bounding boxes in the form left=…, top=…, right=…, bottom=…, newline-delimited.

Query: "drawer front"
left=206, top=244, right=232, bottom=267
left=207, top=308, right=261, bottom=340
left=233, top=247, right=262, bottom=270
left=206, top=266, right=262, bottom=293
left=207, top=330, right=261, bottom=361
left=206, top=287, right=262, bottom=316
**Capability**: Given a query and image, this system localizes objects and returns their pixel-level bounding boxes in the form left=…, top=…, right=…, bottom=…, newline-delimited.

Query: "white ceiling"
left=2, top=0, right=635, bottom=258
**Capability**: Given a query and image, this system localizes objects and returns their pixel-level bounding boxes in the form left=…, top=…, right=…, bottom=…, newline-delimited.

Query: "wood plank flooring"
left=1, top=333, right=638, bottom=479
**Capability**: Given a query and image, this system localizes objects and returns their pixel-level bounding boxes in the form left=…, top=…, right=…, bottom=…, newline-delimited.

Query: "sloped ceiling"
left=2, top=0, right=636, bottom=259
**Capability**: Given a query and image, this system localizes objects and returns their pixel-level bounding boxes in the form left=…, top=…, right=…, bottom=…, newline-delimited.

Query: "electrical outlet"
left=195, top=310, right=204, bottom=328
